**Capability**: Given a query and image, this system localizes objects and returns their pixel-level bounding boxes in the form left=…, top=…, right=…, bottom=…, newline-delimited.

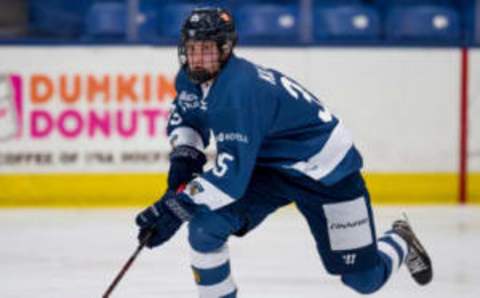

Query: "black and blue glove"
left=135, top=191, right=195, bottom=248
left=168, top=145, right=206, bottom=191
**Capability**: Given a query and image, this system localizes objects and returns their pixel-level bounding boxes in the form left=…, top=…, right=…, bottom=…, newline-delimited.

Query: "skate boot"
left=392, top=219, right=433, bottom=285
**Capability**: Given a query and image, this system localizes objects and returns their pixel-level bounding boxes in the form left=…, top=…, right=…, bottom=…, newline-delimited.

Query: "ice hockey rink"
left=0, top=206, right=479, bottom=298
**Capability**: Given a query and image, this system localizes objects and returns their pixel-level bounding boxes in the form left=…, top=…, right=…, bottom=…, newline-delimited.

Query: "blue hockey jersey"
left=167, top=55, right=363, bottom=211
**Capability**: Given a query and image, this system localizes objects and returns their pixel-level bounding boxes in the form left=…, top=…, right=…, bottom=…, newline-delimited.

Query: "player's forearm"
left=167, top=145, right=206, bottom=191
left=168, top=126, right=205, bottom=150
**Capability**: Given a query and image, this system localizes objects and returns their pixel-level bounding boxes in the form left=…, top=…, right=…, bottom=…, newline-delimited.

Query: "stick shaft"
left=102, top=185, right=185, bottom=297
left=102, top=232, right=151, bottom=298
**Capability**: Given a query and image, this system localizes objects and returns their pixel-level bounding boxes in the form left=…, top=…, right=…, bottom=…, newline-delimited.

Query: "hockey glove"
left=135, top=191, right=195, bottom=248
left=168, top=145, right=206, bottom=191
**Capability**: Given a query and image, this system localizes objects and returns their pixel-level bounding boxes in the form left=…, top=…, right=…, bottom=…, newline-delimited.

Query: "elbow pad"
left=167, top=145, right=207, bottom=191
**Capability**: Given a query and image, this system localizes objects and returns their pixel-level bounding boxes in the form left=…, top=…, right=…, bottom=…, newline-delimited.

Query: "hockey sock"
left=190, top=244, right=237, bottom=297
left=378, top=230, right=408, bottom=277
left=342, top=230, right=408, bottom=294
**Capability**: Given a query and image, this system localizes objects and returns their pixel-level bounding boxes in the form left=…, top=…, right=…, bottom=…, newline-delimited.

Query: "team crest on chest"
left=178, top=91, right=207, bottom=111
left=186, top=181, right=205, bottom=196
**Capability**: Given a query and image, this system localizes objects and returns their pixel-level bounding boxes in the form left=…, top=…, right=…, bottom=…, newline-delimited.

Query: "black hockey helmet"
left=178, top=7, right=237, bottom=84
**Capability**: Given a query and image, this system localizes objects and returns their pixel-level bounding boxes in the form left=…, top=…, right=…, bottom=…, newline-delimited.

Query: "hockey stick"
left=102, top=185, right=186, bottom=298
left=102, top=229, right=153, bottom=298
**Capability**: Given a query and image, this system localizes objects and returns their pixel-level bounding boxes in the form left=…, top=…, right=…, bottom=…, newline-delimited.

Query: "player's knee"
left=341, top=265, right=386, bottom=295
left=188, top=217, right=228, bottom=252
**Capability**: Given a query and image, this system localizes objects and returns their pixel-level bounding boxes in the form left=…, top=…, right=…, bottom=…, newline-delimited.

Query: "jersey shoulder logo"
left=215, top=132, right=249, bottom=144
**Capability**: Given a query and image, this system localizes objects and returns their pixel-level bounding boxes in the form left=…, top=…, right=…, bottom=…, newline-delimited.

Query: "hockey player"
left=136, top=7, right=432, bottom=297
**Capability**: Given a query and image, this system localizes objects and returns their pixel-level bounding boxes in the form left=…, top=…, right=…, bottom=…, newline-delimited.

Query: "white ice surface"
left=0, top=206, right=479, bottom=298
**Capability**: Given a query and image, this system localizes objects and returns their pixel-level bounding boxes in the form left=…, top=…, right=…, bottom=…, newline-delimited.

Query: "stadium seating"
left=314, top=4, right=381, bottom=41
left=234, top=0, right=298, bottom=3
left=28, top=0, right=91, bottom=38
left=235, top=4, right=300, bottom=42
left=0, top=0, right=472, bottom=45
left=137, top=1, right=160, bottom=42
left=316, top=0, right=363, bottom=4
left=157, top=4, right=197, bottom=41
left=384, top=5, right=461, bottom=42
left=375, top=0, right=454, bottom=7
left=84, top=2, right=126, bottom=40
left=0, top=0, right=27, bottom=38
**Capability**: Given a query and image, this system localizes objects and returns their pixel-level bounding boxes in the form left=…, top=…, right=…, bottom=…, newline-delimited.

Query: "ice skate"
left=393, top=219, right=433, bottom=285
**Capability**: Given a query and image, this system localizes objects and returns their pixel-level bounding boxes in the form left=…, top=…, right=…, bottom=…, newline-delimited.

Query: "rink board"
left=0, top=47, right=479, bottom=206
left=0, top=173, right=479, bottom=206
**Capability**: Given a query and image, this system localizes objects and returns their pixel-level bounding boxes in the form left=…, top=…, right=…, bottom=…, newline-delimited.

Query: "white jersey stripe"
left=289, top=121, right=353, bottom=180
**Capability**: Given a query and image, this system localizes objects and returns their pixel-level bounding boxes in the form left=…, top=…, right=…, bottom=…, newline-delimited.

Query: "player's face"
left=186, top=40, right=221, bottom=77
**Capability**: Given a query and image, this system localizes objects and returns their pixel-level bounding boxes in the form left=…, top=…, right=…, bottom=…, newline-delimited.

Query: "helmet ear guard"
left=178, top=7, right=237, bottom=84
left=219, top=39, right=235, bottom=61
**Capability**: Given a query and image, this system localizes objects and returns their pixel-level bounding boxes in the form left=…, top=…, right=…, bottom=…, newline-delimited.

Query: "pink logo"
left=0, top=74, right=22, bottom=141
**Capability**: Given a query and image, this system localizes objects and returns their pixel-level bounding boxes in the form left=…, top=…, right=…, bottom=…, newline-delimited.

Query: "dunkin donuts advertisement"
left=0, top=74, right=22, bottom=141
left=0, top=47, right=179, bottom=173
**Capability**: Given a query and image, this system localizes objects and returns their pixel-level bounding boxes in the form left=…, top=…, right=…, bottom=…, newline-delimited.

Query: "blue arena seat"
left=314, top=5, right=381, bottom=41
left=235, top=4, right=300, bottom=42
left=316, top=0, right=362, bottom=4
left=84, top=2, right=126, bottom=40
left=385, top=5, right=461, bottom=42
left=157, top=4, right=197, bottom=40
left=233, top=0, right=298, bottom=3
left=375, top=0, right=453, bottom=7
left=28, top=0, right=91, bottom=38
left=137, top=1, right=160, bottom=42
